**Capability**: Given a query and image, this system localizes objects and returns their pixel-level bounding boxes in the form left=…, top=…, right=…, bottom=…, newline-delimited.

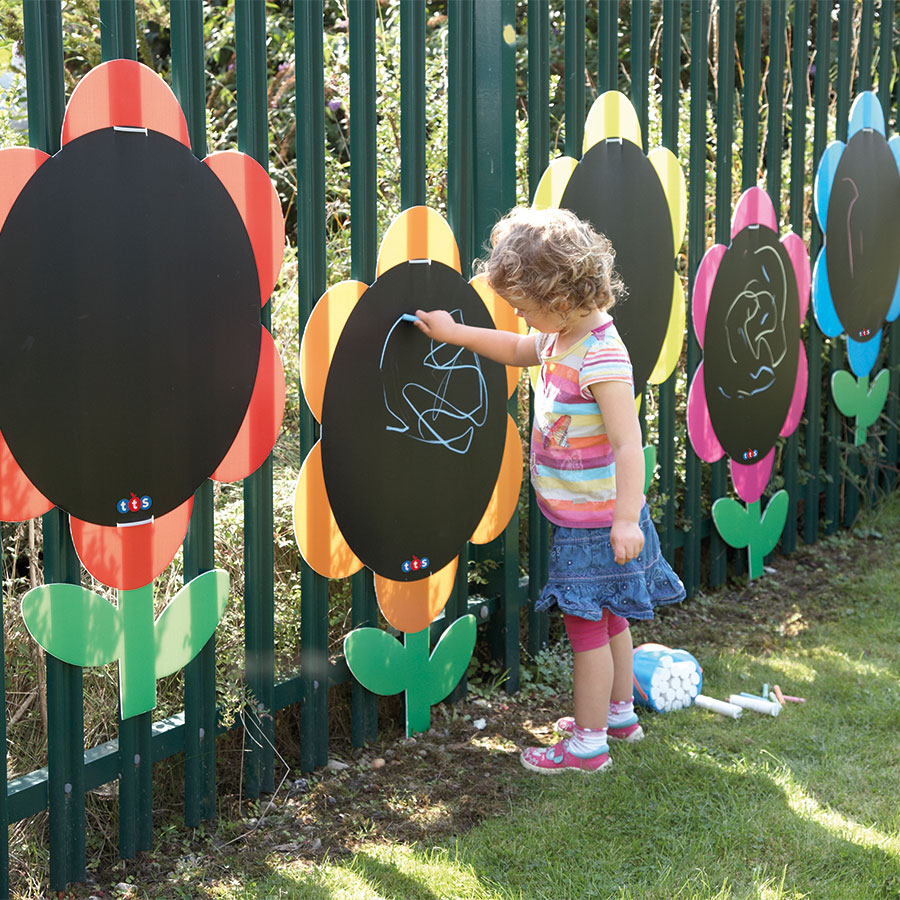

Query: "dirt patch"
left=35, top=527, right=885, bottom=898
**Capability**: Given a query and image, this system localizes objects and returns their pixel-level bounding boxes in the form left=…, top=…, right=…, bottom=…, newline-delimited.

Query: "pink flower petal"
left=687, top=362, right=724, bottom=463
left=692, top=244, right=727, bottom=347
left=731, top=186, right=778, bottom=237
left=782, top=231, right=811, bottom=322
left=730, top=449, right=775, bottom=504
left=781, top=341, right=808, bottom=438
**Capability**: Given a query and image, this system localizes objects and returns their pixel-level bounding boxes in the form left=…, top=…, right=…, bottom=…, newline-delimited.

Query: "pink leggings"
left=564, top=610, right=630, bottom=652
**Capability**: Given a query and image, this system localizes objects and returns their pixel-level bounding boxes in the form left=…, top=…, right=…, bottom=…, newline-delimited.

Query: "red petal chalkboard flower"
left=0, top=60, right=286, bottom=590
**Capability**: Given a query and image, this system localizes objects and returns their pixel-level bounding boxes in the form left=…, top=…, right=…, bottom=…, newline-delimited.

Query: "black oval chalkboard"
left=559, top=139, right=675, bottom=396
left=321, top=261, right=507, bottom=582
left=0, top=129, right=261, bottom=526
left=704, top=227, right=800, bottom=464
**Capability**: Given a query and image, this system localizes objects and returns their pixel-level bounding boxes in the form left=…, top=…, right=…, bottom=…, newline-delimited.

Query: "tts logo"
left=117, top=493, right=152, bottom=515
left=401, top=555, right=430, bottom=574
left=742, top=448, right=759, bottom=461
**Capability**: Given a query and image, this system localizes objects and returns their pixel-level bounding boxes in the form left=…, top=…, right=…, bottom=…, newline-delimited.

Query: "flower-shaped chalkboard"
left=295, top=207, right=523, bottom=733
left=812, top=91, right=900, bottom=444
left=0, top=61, right=285, bottom=718
left=531, top=91, right=686, bottom=486
left=688, top=188, right=809, bottom=578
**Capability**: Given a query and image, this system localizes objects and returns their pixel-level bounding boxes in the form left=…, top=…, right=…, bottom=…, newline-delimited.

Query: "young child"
left=414, top=207, right=685, bottom=774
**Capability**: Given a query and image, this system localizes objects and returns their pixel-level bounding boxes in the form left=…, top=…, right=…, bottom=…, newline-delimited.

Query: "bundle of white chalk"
left=647, top=656, right=701, bottom=711
left=633, top=644, right=703, bottom=713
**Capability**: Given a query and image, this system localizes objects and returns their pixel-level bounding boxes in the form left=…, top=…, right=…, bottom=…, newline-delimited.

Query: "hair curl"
left=478, top=207, right=626, bottom=322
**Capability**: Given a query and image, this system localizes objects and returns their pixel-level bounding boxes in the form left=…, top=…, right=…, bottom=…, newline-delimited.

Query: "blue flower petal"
left=813, top=141, right=844, bottom=232
left=812, top=250, right=843, bottom=337
left=888, top=267, right=900, bottom=324
left=848, top=90, right=885, bottom=138
left=891, top=135, right=900, bottom=175
left=847, top=332, right=881, bottom=378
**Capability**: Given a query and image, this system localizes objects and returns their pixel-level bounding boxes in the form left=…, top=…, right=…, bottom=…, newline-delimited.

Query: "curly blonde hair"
left=479, top=207, right=625, bottom=322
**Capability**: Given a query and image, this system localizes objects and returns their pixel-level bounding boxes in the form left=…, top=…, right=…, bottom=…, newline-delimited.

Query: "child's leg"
left=572, top=643, right=613, bottom=729
left=608, top=620, right=633, bottom=703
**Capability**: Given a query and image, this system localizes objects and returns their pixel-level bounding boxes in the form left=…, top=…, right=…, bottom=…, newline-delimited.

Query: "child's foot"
left=554, top=715, right=644, bottom=743
left=520, top=739, right=611, bottom=775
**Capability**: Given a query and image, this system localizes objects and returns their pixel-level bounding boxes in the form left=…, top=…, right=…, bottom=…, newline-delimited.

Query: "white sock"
left=608, top=698, right=636, bottom=727
left=567, top=724, right=608, bottom=758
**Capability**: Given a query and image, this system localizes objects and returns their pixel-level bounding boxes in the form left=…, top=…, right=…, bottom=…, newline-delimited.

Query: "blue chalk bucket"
left=632, top=643, right=703, bottom=713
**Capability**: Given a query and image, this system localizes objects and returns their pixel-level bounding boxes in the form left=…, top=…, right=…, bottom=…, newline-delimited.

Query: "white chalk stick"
left=728, top=694, right=781, bottom=716
left=694, top=694, right=742, bottom=718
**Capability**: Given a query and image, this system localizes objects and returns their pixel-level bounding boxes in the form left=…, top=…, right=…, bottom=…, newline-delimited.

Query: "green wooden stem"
left=118, top=585, right=156, bottom=719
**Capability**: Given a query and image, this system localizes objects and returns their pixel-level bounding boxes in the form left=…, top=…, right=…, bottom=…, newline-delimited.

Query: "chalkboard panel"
left=704, top=227, right=801, bottom=464
left=321, top=261, right=507, bottom=581
left=0, top=128, right=261, bottom=526
left=559, top=139, right=675, bottom=396
left=824, top=130, right=900, bottom=342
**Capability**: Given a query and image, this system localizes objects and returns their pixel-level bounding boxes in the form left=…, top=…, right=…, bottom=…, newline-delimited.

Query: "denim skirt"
left=536, top=504, right=686, bottom=621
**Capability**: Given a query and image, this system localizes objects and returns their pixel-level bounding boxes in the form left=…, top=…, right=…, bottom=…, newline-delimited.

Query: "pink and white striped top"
left=531, top=314, right=635, bottom=528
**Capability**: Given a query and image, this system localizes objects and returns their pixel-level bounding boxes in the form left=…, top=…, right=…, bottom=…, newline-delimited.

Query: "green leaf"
left=711, top=497, right=751, bottom=550
left=21, top=584, right=123, bottom=667
left=155, top=570, right=230, bottom=679
left=344, top=626, right=410, bottom=696
left=757, top=490, right=790, bottom=559
left=643, top=444, right=657, bottom=495
left=424, top=615, right=476, bottom=706
left=832, top=368, right=863, bottom=418
left=832, top=369, right=890, bottom=446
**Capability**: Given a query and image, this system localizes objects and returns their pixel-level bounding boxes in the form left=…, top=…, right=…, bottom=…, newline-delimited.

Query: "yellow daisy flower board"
left=295, top=207, right=524, bottom=734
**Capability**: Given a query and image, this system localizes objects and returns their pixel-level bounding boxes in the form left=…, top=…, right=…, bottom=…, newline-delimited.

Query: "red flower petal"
left=61, top=59, right=190, bottom=148
left=204, top=151, right=285, bottom=305
left=211, top=327, right=285, bottom=483
left=730, top=450, right=775, bottom=504
left=782, top=231, right=811, bottom=322
left=687, top=362, right=725, bottom=463
left=0, top=429, right=53, bottom=521
left=70, top=497, right=193, bottom=591
left=0, top=148, right=49, bottom=232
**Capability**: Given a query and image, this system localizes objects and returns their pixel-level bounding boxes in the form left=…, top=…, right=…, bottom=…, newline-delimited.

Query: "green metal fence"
left=3, top=0, right=899, bottom=892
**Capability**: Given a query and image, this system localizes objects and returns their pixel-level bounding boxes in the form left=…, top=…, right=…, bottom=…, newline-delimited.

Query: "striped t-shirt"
left=531, top=314, right=635, bottom=528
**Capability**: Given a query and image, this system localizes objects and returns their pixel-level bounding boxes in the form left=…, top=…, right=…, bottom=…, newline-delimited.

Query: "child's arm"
left=413, top=309, right=540, bottom=368
left=589, top=380, right=645, bottom=565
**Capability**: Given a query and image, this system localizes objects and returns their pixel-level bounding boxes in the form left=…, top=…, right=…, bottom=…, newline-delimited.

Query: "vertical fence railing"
left=171, top=0, right=219, bottom=830
left=237, top=0, right=277, bottom=797
left=527, top=0, right=551, bottom=659
left=6, top=1, right=900, bottom=892
left=348, top=0, right=379, bottom=749
left=296, top=0, right=330, bottom=774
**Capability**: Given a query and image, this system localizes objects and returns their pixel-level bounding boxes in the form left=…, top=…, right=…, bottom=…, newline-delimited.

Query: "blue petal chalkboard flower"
left=0, top=60, right=286, bottom=717
left=687, top=188, right=810, bottom=578
left=812, top=91, right=900, bottom=443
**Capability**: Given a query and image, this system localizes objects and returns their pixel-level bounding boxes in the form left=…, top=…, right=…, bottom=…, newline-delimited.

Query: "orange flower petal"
left=374, top=558, right=458, bottom=633
left=293, top=441, right=363, bottom=579
left=0, top=429, right=54, bottom=521
left=300, top=280, right=368, bottom=422
left=0, top=148, right=49, bottom=233
left=470, top=415, right=523, bottom=544
left=61, top=59, right=190, bottom=148
left=376, top=206, right=461, bottom=277
left=71, top=497, right=193, bottom=591
left=211, top=328, right=285, bottom=483
left=204, top=150, right=285, bottom=304
left=469, top=273, right=525, bottom=398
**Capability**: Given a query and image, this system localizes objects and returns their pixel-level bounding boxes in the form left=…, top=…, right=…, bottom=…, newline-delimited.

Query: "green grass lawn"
left=193, top=496, right=900, bottom=900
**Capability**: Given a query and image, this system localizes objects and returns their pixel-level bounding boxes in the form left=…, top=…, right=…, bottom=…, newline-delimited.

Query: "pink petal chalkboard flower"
left=687, top=187, right=810, bottom=504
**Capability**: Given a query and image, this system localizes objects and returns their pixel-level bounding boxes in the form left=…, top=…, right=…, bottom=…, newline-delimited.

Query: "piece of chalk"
left=773, top=684, right=786, bottom=704
left=781, top=694, right=806, bottom=703
left=694, top=695, right=742, bottom=718
left=400, top=313, right=420, bottom=323
left=728, top=694, right=781, bottom=716
left=762, top=683, right=769, bottom=698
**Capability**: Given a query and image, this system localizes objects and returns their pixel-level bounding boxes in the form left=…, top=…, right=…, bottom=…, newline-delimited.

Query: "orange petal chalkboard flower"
left=295, top=206, right=524, bottom=635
